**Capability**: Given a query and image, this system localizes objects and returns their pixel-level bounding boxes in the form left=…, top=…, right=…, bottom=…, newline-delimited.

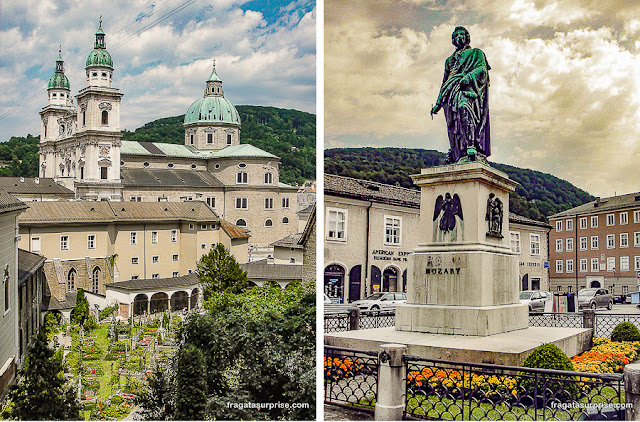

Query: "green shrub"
left=519, top=343, right=579, bottom=404
left=611, top=322, right=640, bottom=342
left=99, top=305, right=118, bottom=321
left=522, top=343, right=574, bottom=371
left=110, top=395, right=123, bottom=406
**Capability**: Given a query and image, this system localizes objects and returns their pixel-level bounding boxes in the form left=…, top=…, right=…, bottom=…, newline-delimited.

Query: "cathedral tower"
left=183, top=62, right=241, bottom=151
left=74, top=17, right=123, bottom=200
left=39, top=48, right=77, bottom=179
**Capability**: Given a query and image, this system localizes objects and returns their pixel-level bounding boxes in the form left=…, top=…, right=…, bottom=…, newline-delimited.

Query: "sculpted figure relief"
left=431, top=26, right=491, bottom=164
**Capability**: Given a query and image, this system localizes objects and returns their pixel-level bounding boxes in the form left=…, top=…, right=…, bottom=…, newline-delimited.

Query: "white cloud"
left=0, top=0, right=315, bottom=139
left=325, top=0, right=640, bottom=197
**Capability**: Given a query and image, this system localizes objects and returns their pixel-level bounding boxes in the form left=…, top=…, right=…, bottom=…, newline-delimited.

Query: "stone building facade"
left=324, top=175, right=421, bottom=303
left=549, top=192, right=640, bottom=295
left=17, top=201, right=249, bottom=303
left=17, top=249, right=46, bottom=365
left=0, top=191, right=28, bottom=397
left=509, top=214, right=552, bottom=291
left=37, top=20, right=301, bottom=247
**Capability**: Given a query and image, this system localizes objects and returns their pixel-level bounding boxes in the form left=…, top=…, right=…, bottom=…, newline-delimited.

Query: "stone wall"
left=43, top=257, right=114, bottom=302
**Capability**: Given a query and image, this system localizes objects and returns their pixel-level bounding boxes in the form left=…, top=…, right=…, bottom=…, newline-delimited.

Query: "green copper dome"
left=184, top=96, right=241, bottom=125
left=86, top=17, right=113, bottom=69
left=48, top=50, right=70, bottom=89
left=86, top=49, right=113, bottom=68
left=48, top=73, right=71, bottom=89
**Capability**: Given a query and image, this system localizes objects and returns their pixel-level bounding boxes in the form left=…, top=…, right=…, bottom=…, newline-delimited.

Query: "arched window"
left=235, top=219, right=247, bottom=227
left=91, top=267, right=101, bottom=293
left=67, top=269, right=76, bottom=291
left=282, top=217, right=289, bottom=224
left=265, top=219, right=273, bottom=227
left=82, top=110, right=86, bottom=126
left=264, top=172, right=273, bottom=184
left=101, top=110, right=108, bottom=125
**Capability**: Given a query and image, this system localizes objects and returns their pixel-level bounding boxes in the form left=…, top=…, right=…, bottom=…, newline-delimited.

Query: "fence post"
left=375, top=343, right=407, bottom=421
left=582, top=309, right=595, bottom=330
left=348, top=308, right=360, bottom=331
left=624, top=363, right=640, bottom=421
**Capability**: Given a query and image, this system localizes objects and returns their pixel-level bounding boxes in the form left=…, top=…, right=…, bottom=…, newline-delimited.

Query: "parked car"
left=352, top=292, right=407, bottom=313
left=613, top=294, right=628, bottom=304
left=578, top=288, right=613, bottom=310
left=519, top=290, right=551, bottom=312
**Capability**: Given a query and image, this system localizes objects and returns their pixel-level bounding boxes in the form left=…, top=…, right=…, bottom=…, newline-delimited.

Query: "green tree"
left=1, top=329, right=80, bottom=420
left=72, top=288, right=89, bottom=326
left=136, top=368, right=175, bottom=420
left=196, top=244, right=249, bottom=297
left=173, top=283, right=316, bottom=420
left=174, top=345, right=208, bottom=420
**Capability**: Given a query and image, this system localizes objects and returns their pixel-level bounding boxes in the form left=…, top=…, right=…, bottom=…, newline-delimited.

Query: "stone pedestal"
left=396, top=162, right=529, bottom=336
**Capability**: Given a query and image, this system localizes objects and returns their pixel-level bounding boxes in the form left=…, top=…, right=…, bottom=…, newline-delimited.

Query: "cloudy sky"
left=325, top=0, right=640, bottom=197
left=0, top=0, right=315, bottom=140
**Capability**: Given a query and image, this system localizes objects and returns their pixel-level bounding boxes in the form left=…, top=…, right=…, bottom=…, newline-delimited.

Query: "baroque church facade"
left=38, top=19, right=299, bottom=247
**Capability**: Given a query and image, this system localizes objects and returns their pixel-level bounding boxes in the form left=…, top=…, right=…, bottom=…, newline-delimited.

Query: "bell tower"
left=39, top=48, right=77, bottom=181
left=74, top=16, right=123, bottom=201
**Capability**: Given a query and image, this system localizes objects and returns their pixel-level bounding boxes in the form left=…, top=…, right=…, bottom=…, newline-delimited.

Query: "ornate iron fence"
left=404, top=355, right=625, bottom=421
left=324, top=313, right=349, bottom=333
left=359, top=311, right=395, bottom=330
left=528, top=312, right=583, bottom=329
left=324, top=346, right=379, bottom=413
left=595, top=314, right=640, bottom=338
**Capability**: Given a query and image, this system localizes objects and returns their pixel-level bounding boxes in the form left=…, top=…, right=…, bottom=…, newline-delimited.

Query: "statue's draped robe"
left=438, top=46, right=490, bottom=163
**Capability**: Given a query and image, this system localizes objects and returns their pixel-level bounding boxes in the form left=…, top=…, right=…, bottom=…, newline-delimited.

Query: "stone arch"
left=324, top=263, right=346, bottom=304
left=170, top=291, right=189, bottom=312
left=150, top=292, right=169, bottom=314
left=348, top=265, right=362, bottom=302
left=133, top=293, right=149, bottom=316
left=190, top=288, right=199, bottom=309
left=382, top=265, right=400, bottom=292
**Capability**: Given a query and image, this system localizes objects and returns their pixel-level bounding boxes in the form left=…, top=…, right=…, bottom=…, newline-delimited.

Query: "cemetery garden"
left=49, top=309, right=182, bottom=420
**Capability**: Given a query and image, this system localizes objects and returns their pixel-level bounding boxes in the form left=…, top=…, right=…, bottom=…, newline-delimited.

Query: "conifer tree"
left=197, top=243, right=249, bottom=297
left=1, top=329, right=80, bottom=420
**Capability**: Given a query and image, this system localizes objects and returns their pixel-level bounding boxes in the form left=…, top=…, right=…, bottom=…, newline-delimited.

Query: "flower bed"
left=571, top=338, right=640, bottom=374
left=406, top=368, right=518, bottom=401
left=324, top=356, right=366, bottom=380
